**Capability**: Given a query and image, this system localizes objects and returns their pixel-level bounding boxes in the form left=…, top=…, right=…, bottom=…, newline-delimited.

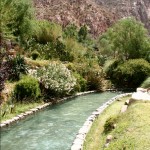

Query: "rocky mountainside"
left=95, top=0, right=150, bottom=32
left=33, top=0, right=118, bottom=36
left=33, top=0, right=150, bottom=36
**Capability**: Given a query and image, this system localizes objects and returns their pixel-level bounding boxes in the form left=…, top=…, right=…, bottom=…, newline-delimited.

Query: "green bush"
left=109, top=59, right=150, bottom=88
left=104, top=116, right=118, bottom=133
left=31, top=50, right=40, bottom=60
left=73, top=61, right=104, bottom=91
left=32, top=20, right=62, bottom=44
left=104, top=59, right=122, bottom=80
left=9, top=54, right=28, bottom=81
left=73, top=73, right=87, bottom=92
left=14, top=76, right=41, bottom=102
left=33, top=62, right=77, bottom=97
left=86, top=69, right=104, bottom=91
left=63, top=24, right=78, bottom=39
left=141, top=77, right=150, bottom=88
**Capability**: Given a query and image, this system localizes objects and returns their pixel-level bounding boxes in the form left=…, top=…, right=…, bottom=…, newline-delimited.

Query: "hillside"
left=95, top=0, right=150, bottom=32
left=33, top=0, right=150, bottom=36
left=33, top=0, right=118, bottom=36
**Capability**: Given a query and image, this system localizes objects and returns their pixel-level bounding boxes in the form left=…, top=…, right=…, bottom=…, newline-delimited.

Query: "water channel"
left=1, top=92, right=120, bottom=150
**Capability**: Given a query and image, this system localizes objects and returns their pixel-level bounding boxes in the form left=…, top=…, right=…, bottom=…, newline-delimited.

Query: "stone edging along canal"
left=71, top=93, right=132, bottom=150
left=0, top=91, right=95, bottom=128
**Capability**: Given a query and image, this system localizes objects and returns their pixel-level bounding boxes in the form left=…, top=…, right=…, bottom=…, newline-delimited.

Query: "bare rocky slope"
left=33, top=0, right=150, bottom=36
left=95, top=0, right=150, bottom=32
left=33, top=0, right=118, bottom=36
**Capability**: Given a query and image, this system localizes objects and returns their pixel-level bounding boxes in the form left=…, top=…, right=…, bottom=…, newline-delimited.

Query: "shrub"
left=73, top=73, right=87, bottom=92
left=78, top=25, right=88, bottom=42
left=104, top=116, right=118, bottom=133
left=63, top=24, right=78, bottom=39
left=104, top=59, right=122, bottom=80
left=14, top=76, right=41, bottom=102
left=9, top=54, right=28, bottom=81
left=74, top=60, right=104, bottom=91
left=33, top=62, right=77, bottom=97
left=55, top=39, right=74, bottom=62
left=32, top=20, right=62, bottom=44
left=111, top=59, right=150, bottom=88
left=31, top=50, right=40, bottom=60
left=141, top=77, right=150, bottom=88
left=86, top=69, right=104, bottom=91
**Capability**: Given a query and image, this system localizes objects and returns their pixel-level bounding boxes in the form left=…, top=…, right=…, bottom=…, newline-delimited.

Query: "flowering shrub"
left=33, top=62, right=77, bottom=97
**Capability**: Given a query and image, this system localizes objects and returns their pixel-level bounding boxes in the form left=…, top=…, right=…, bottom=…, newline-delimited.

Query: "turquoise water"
left=1, top=92, right=119, bottom=150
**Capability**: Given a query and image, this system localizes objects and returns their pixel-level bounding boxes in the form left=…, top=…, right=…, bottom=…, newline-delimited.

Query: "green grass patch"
left=25, top=58, right=50, bottom=68
left=83, top=97, right=150, bottom=150
left=0, top=101, right=44, bottom=122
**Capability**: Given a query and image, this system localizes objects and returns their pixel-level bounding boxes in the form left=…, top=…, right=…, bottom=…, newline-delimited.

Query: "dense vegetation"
left=0, top=0, right=150, bottom=118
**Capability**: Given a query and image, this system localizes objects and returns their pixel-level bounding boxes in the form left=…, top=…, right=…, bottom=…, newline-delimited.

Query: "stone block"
left=124, top=99, right=130, bottom=105
left=71, top=144, right=82, bottom=150
left=73, top=138, right=83, bottom=145
left=121, top=105, right=128, bottom=113
left=106, top=135, right=113, bottom=143
left=0, top=124, right=6, bottom=127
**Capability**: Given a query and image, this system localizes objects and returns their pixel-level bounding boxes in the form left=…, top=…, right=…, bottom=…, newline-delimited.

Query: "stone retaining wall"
left=0, top=91, right=95, bottom=128
left=71, top=93, right=132, bottom=150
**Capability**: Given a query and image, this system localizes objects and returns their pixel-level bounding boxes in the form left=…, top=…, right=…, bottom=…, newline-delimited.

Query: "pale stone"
left=0, top=124, right=6, bottom=127
left=106, top=135, right=113, bottom=143
left=121, top=105, right=128, bottom=113
left=3, top=119, right=13, bottom=124
left=13, top=116, right=20, bottom=120
left=73, top=138, right=83, bottom=145
left=92, top=111, right=100, bottom=115
left=124, top=99, right=130, bottom=105
left=25, top=111, right=33, bottom=115
left=76, top=134, right=85, bottom=140
left=30, top=108, right=38, bottom=112
left=78, top=127, right=88, bottom=134
left=17, top=114, right=24, bottom=119
left=132, top=92, right=150, bottom=100
left=71, top=144, right=82, bottom=150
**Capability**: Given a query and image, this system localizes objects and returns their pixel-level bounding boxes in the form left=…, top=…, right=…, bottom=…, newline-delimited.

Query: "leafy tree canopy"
left=98, top=17, right=150, bottom=61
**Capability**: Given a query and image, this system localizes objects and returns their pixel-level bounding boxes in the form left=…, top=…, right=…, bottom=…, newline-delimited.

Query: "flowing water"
left=1, top=92, right=120, bottom=150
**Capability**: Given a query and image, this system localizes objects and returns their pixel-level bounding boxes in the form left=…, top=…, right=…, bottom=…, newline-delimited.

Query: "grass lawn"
left=0, top=101, right=44, bottom=122
left=83, top=97, right=150, bottom=150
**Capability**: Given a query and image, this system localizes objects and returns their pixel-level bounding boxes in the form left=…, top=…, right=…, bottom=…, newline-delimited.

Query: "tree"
left=0, top=0, right=34, bottom=42
left=78, top=25, right=88, bottom=42
left=63, top=24, right=78, bottom=39
left=99, top=18, right=150, bottom=61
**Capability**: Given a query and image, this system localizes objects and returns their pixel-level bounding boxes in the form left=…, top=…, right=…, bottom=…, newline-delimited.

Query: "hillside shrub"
left=104, top=116, right=118, bottom=133
left=14, top=76, right=41, bottom=102
left=86, top=69, right=104, bottom=91
left=9, top=54, right=28, bottom=81
left=31, top=50, right=40, bottom=60
left=111, top=59, right=150, bottom=88
left=141, top=77, right=150, bottom=88
left=73, top=60, right=104, bottom=91
left=63, top=24, right=78, bottom=39
left=32, top=20, right=62, bottom=44
left=33, top=62, right=77, bottom=97
left=73, top=73, right=87, bottom=92
left=104, top=59, right=122, bottom=80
